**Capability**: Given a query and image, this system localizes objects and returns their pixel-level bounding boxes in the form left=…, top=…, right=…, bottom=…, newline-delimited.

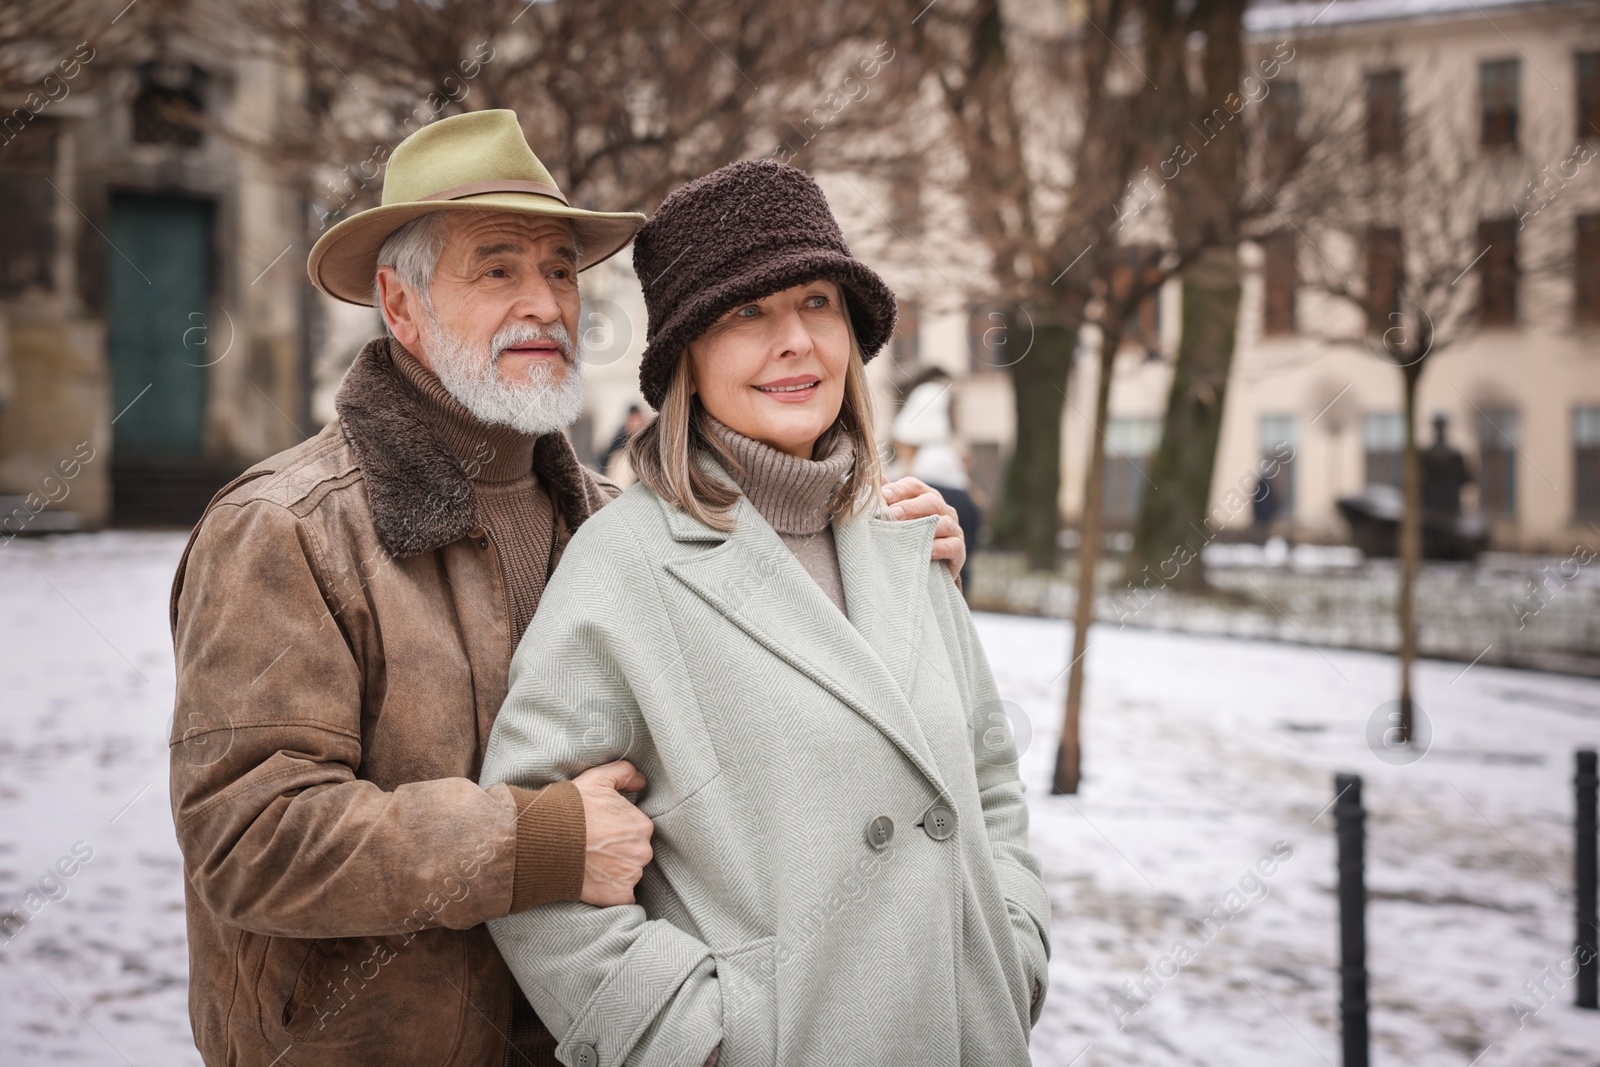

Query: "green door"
left=107, top=194, right=212, bottom=457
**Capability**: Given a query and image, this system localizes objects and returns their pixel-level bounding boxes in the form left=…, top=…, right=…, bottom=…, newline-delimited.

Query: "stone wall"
left=0, top=305, right=111, bottom=530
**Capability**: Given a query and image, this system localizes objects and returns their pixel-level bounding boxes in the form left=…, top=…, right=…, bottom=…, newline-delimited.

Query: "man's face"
left=377, top=210, right=588, bottom=436
left=423, top=211, right=583, bottom=387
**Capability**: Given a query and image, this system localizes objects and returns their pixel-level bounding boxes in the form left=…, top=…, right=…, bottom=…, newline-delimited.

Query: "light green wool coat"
left=481, top=477, right=1050, bottom=1067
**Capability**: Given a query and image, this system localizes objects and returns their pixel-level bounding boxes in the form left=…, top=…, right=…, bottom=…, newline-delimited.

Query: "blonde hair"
left=629, top=304, right=885, bottom=533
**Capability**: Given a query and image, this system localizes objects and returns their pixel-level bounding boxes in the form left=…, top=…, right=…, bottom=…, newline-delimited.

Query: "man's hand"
left=572, top=760, right=653, bottom=906
left=883, top=476, right=966, bottom=578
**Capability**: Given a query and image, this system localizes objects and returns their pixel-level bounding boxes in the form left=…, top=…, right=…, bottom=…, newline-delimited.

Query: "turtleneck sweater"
left=391, top=342, right=557, bottom=642
left=703, top=413, right=853, bottom=617
left=389, top=340, right=585, bottom=933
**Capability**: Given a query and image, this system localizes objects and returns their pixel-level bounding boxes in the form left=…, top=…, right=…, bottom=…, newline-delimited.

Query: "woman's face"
left=686, top=279, right=851, bottom=459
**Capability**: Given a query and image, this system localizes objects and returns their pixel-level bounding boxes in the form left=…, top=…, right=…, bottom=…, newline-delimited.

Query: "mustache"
left=490, top=322, right=576, bottom=366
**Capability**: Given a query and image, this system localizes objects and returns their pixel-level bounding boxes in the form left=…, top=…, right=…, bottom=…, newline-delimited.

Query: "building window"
left=1102, top=416, right=1161, bottom=525
left=1478, top=217, right=1518, bottom=326
left=892, top=302, right=920, bottom=371
left=133, top=62, right=206, bottom=147
left=1262, top=230, right=1297, bottom=336
left=1365, top=69, right=1403, bottom=159
left=1364, top=412, right=1406, bottom=488
left=1265, top=79, right=1301, bottom=167
left=1577, top=52, right=1599, bottom=140
left=1260, top=415, right=1298, bottom=518
left=1578, top=213, right=1600, bottom=323
left=1480, top=58, right=1519, bottom=148
left=1577, top=406, right=1600, bottom=516
left=1366, top=227, right=1403, bottom=335
left=1476, top=408, right=1518, bottom=517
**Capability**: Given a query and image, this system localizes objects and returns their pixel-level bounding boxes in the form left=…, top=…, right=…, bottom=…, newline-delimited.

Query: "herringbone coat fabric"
left=480, top=478, right=1050, bottom=1066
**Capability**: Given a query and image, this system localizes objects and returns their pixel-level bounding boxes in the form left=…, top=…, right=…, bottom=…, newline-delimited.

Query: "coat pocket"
left=258, top=934, right=329, bottom=1039
left=264, top=930, right=469, bottom=1062
left=714, top=936, right=777, bottom=1066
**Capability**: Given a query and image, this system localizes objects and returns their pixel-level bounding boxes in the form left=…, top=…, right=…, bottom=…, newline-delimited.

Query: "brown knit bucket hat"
left=632, top=160, right=897, bottom=409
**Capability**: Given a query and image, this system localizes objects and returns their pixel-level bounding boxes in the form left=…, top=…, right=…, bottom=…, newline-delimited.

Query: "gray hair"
left=373, top=211, right=449, bottom=322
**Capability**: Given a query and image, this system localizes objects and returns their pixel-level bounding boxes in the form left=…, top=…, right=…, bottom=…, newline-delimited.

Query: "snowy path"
left=1, top=532, right=1597, bottom=1065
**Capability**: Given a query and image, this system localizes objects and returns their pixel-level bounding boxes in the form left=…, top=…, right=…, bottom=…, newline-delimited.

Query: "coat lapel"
left=833, top=513, right=937, bottom=701
left=663, top=495, right=949, bottom=799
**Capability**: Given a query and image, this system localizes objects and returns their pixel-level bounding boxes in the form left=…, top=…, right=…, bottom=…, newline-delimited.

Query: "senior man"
left=168, top=109, right=966, bottom=1067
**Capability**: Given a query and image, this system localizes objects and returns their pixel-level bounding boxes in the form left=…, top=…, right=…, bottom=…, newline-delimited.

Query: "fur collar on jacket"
left=334, top=336, right=601, bottom=558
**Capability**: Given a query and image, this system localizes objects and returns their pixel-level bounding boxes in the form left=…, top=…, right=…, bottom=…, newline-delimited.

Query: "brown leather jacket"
left=168, top=339, right=616, bottom=1066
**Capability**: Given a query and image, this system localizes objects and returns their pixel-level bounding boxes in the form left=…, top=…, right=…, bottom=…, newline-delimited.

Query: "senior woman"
left=480, top=160, right=1049, bottom=1067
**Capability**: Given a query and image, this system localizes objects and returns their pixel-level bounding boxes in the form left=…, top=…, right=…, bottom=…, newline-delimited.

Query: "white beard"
left=422, top=314, right=586, bottom=436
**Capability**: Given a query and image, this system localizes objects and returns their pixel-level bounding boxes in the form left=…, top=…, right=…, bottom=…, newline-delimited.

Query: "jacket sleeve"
left=169, top=495, right=584, bottom=939
left=938, top=567, right=1052, bottom=1026
left=481, top=559, right=724, bottom=1067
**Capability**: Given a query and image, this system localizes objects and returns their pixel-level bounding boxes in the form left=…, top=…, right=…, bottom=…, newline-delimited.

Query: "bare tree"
left=907, top=0, right=1160, bottom=572
left=1125, top=9, right=1350, bottom=592
left=219, top=0, right=914, bottom=219
left=907, top=0, right=1269, bottom=791
left=0, top=0, right=171, bottom=121
left=1057, top=246, right=1167, bottom=793
left=1276, top=65, right=1562, bottom=740
left=1123, top=0, right=1249, bottom=591
left=1049, top=2, right=1338, bottom=793
left=0, top=1, right=101, bottom=93
left=177, top=0, right=920, bottom=432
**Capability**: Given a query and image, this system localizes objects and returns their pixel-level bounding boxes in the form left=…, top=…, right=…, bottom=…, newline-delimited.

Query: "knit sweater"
left=392, top=343, right=557, bottom=642
left=391, top=343, right=591, bottom=944
left=704, top=413, right=853, bottom=617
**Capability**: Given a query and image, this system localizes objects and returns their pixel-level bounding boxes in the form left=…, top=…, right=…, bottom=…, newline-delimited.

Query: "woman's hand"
left=882, top=476, right=966, bottom=579
left=572, top=760, right=654, bottom=906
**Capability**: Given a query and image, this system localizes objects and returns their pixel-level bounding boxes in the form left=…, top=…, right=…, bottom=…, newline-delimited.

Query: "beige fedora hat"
left=308, top=109, right=647, bottom=306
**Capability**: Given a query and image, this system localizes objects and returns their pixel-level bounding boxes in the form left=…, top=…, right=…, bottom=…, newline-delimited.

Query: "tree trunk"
left=993, top=321, right=1077, bottom=570
left=1054, top=324, right=1121, bottom=795
left=1397, top=365, right=1423, bottom=742
left=1126, top=0, right=1246, bottom=591
left=1127, top=246, right=1241, bottom=590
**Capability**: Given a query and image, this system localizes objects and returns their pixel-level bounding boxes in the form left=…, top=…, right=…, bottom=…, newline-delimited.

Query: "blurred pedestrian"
left=1422, top=413, right=1472, bottom=517
left=600, top=403, right=647, bottom=487
left=895, top=369, right=980, bottom=593
left=1251, top=469, right=1279, bottom=536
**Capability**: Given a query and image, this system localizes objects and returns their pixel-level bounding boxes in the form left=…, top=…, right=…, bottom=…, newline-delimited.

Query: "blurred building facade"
left=6, top=0, right=1597, bottom=557
left=1216, top=0, right=1600, bottom=553
left=0, top=29, right=309, bottom=530
left=440, top=0, right=1600, bottom=556
left=872, top=0, right=1600, bottom=554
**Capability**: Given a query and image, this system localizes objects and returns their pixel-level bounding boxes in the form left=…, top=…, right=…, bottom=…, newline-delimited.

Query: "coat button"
left=923, top=804, right=956, bottom=840
left=570, top=1043, right=599, bottom=1067
left=865, top=815, right=894, bottom=849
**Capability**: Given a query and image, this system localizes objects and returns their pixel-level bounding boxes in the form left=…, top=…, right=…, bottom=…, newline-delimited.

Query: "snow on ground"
left=0, top=533, right=198, bottom=1066
left=997, top=612, right=1600, bottom=1066
left=1, top=531, right=1598, bottom=1065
